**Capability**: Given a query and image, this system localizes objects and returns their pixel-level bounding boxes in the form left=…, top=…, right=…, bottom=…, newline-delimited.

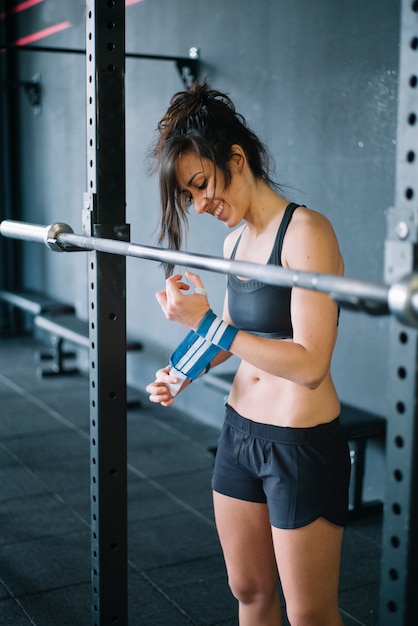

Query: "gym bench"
left=34, top=313, right=143, bottom=377
left=0, top=288, right=75, bottom=333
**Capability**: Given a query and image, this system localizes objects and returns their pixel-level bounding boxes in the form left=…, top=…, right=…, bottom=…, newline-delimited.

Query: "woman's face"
left=175, top=150, right=249, bottom=228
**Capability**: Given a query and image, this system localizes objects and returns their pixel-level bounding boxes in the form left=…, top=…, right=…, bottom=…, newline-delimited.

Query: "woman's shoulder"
left=292, top=204, right=332, bottom=226
left=289, top=205, right=339, bottom=241
left=284, top=205, right=343, bottom=273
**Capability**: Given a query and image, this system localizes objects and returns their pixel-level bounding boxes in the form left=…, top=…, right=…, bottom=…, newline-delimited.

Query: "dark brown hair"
left=151, top=80, right=279, bottom=274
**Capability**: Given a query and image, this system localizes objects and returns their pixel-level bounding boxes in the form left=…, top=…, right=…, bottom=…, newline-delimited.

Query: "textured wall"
left=1, top=0, right=399, bottom=426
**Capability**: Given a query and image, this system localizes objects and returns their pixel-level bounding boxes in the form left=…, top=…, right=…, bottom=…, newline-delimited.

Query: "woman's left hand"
left=156, top=270, right=210, bottom=329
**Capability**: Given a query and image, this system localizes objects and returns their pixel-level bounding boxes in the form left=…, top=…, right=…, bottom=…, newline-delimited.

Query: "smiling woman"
left=150, top=80, right=282, bottom=273
left=146, top=80, right=349, bottom=626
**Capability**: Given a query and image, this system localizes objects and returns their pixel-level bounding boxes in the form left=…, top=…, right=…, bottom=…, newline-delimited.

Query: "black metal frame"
left=85, top=1, right=128, bottom=623
left=381, top=1, right=418, bottom=624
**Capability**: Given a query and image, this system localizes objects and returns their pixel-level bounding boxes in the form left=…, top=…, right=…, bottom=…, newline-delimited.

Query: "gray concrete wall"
left=2, top=0, right=399, bottom=430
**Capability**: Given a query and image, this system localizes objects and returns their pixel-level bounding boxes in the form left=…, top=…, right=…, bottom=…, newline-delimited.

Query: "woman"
left=146, top=80, right=350, bottom=626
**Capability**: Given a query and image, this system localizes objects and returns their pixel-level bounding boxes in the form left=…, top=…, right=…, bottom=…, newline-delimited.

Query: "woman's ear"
left=229, top=144, right=247, bottom=173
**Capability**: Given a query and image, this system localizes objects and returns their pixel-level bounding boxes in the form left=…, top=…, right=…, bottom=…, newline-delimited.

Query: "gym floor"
left=0, top=336, right=382, bottom=625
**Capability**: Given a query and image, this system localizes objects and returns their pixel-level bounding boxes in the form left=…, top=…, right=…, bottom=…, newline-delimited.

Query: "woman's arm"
left=154, top=209, right=342, bottom=391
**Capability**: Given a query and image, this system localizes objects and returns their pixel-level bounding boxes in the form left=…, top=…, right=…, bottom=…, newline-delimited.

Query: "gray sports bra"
left=227, top=202, right=298, bottom=339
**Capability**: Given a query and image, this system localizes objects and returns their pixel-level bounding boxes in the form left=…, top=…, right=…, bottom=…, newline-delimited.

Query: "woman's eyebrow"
left=187, top=171, right=204, bottom=186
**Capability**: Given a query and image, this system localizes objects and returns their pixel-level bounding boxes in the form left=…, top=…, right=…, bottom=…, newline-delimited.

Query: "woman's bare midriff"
left=228, top=359, right=341, bottom=428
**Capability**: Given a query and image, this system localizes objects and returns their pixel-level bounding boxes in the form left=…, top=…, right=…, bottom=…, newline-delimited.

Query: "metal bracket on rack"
left=175, top=47, right=200, bottom=87
left=0, top=73, right=41, bottom=115
left=126, top=46, right=200, bottom=88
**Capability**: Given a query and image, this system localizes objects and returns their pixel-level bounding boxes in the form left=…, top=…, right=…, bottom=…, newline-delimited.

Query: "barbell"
left=1, top=219, right=418, bottom=328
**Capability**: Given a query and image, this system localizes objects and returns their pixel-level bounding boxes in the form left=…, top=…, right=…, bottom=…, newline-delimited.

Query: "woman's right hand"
left=155, top=271, right=210, bottom=331
left=146, top=366, right=179, bottom=407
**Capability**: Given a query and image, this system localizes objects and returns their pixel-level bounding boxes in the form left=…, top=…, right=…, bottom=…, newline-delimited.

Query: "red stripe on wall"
left=15, top=21, right=72, bottom=46
left=13, top=0, right=44, bottom=13
left=1, top=0, right=142, bottom=21
left=0, top=0, right=44, bottom=20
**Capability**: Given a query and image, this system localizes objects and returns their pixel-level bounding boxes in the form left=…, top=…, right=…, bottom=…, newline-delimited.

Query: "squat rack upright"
left=380, top=1, right=418, bottom=624
left=85, top=1, right=128, bottom=623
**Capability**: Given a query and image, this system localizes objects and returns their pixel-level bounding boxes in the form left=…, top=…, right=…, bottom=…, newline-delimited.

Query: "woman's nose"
left=194, top=194, right=209, bottom=214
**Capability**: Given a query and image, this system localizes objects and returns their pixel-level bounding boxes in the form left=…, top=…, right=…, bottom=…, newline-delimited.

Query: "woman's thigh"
left=272, top=517, right=344, bottom=623
left=213, top=491, right=279, bottom=593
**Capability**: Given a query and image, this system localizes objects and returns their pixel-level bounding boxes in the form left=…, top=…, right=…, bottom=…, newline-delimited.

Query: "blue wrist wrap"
left=169, top=330, right=221, bottom=396
left=195, top=309, right=239, bottom=351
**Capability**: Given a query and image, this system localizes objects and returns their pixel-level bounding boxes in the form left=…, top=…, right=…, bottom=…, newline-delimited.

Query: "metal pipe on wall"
left=0, top=45, right=199, bottom=89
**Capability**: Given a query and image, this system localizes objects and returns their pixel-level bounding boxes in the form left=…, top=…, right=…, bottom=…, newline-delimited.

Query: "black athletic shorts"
left=212, top=404, right=351, bottom=529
